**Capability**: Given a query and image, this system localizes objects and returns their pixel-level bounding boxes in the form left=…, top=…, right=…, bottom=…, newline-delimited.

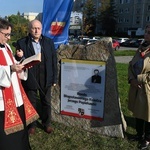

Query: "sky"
left=0, top=0, right=43, bottom=17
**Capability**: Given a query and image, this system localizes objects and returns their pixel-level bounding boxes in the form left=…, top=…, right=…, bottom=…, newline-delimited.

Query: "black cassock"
left=0, top=105, right=31, bottom=150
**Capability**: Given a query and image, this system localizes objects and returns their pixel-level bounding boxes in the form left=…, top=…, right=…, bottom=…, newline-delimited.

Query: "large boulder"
left=51, top=37, right=126, bottom=138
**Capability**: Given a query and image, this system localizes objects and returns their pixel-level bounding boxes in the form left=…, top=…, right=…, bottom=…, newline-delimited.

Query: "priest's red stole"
left=0, top=48, right=39, bottom=135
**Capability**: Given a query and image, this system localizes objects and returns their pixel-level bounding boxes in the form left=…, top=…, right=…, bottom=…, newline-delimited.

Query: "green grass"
left=29, top=62, right=139, bottom=150
left=116, top=63, right=130, bottom=115
left=114, top=50, right=136, bottom=56
left=116, top=63, right=136, bottom=137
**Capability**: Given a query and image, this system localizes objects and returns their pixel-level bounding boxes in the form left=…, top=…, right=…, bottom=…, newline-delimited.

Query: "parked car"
left=68, top=38, right=80, bottom=45
left=121, top=39, right=136, bottom=47
left=112, top=39, right=120, bottom=50
left=87, top=39, right=98, bottom=45
left=130, top=39, right=144, bottom=47
left=122, top=38, right=144, bottom=47
left=79, top=39, right=89, bottom=45
left=92, top=36, right=101, bottom=40
left=117, top=38, right=129, bottom=45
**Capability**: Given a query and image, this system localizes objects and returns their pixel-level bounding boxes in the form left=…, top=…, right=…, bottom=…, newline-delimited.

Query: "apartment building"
left=23, top=12, right=39, bottom=21
left=115, top=0, right=150, bottom=36
left=73, top=0, right=150, bottom=36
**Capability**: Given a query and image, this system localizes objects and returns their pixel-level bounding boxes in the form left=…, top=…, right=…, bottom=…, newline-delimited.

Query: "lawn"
left=29, top=57, right=139, bottom=150
left=114, top=50, right=136, bottom=56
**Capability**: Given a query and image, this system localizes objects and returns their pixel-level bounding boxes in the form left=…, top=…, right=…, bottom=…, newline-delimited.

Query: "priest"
left=0, top=18, right=39, bottom=150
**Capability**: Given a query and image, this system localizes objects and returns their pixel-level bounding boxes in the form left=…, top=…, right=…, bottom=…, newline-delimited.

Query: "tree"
left=8, top=13, right=29, bottom=40
left=82, top=0, right=96, bottom=36
left=100, top=0, right=118, bottom=36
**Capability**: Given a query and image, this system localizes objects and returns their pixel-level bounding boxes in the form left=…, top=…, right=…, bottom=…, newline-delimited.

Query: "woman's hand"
left=130, top=79, right=142, bottom=88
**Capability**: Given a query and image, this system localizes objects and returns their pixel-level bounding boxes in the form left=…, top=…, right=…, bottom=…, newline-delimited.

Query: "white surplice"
left=0, top=44, right=28, bottom=111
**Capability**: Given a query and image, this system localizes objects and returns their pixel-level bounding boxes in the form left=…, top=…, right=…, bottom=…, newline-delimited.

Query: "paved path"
left=115, top=56, right=133, bottom=64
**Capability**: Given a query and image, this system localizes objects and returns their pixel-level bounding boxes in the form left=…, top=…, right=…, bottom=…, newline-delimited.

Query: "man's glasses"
left=0, top=31, right=12, bottom=38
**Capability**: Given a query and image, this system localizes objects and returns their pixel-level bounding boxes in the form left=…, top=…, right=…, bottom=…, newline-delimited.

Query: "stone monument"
left=51, top=37, right=126, bottom=138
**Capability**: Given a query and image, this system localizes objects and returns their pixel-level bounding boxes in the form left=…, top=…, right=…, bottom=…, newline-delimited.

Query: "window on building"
left=135, top=16, right=140, bottom=24
left=124, top=18, right=129, bottom=23
left=137, top=0, right=142, bottom=3
left=125, top=8, right=129, bottom=13
left=146, top=16, right=150, bottom=22
left=136, top=8, right=141, bottom=14
left=120, top=0, right=124, bottom=4
left=124, top=28, right=128, bottom=32
left=119, top=9, right=123, bottom=13
left=70, top=17, right=73, bottom=23
left=148, top=5, right=150, bottom=11
left=117, top=27, right=123, bottom=32
left=118, top=18, right=123, bottom=23
left=125, top=0, right=130, bottom=3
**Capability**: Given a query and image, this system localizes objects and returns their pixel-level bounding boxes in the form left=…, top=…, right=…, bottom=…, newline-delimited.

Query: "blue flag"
left=42, top=0, right=73, bottom=49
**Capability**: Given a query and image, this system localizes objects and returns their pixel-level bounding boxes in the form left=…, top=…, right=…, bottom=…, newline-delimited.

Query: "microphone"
left=19, top=57, right=25, bottom=64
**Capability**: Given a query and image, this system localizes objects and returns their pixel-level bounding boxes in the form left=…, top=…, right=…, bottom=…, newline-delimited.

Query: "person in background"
left=128, top=24, right=150, bottom=150
left=15, top=19, right=57, bottom=135
left=0, top=18, right=39, bottom=150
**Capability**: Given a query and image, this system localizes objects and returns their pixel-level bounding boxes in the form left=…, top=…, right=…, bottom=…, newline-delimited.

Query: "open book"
left=20, top=53, right=41, bottom=69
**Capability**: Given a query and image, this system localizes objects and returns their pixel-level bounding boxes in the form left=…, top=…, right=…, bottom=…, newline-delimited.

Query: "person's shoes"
left=129, top=134, right=144, bottom=142
left=138, top=140, right=150, bottom=150
left=43, top=126, right=53, bottom=134
left=28, top=127, right=36, bottom=135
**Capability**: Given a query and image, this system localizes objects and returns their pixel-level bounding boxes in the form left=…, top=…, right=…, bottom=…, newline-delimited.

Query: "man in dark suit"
left=15, top=19, right=57, bottom=134
left=91, top=69, right=101, bottom=83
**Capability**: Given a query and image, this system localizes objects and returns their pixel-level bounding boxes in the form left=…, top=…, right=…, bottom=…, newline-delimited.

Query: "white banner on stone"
left=61, top=59, right=106, bottom=121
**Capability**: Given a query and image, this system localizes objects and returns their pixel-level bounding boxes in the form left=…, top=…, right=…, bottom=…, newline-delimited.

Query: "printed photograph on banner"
left=60, top=59, right=106, bottom=121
